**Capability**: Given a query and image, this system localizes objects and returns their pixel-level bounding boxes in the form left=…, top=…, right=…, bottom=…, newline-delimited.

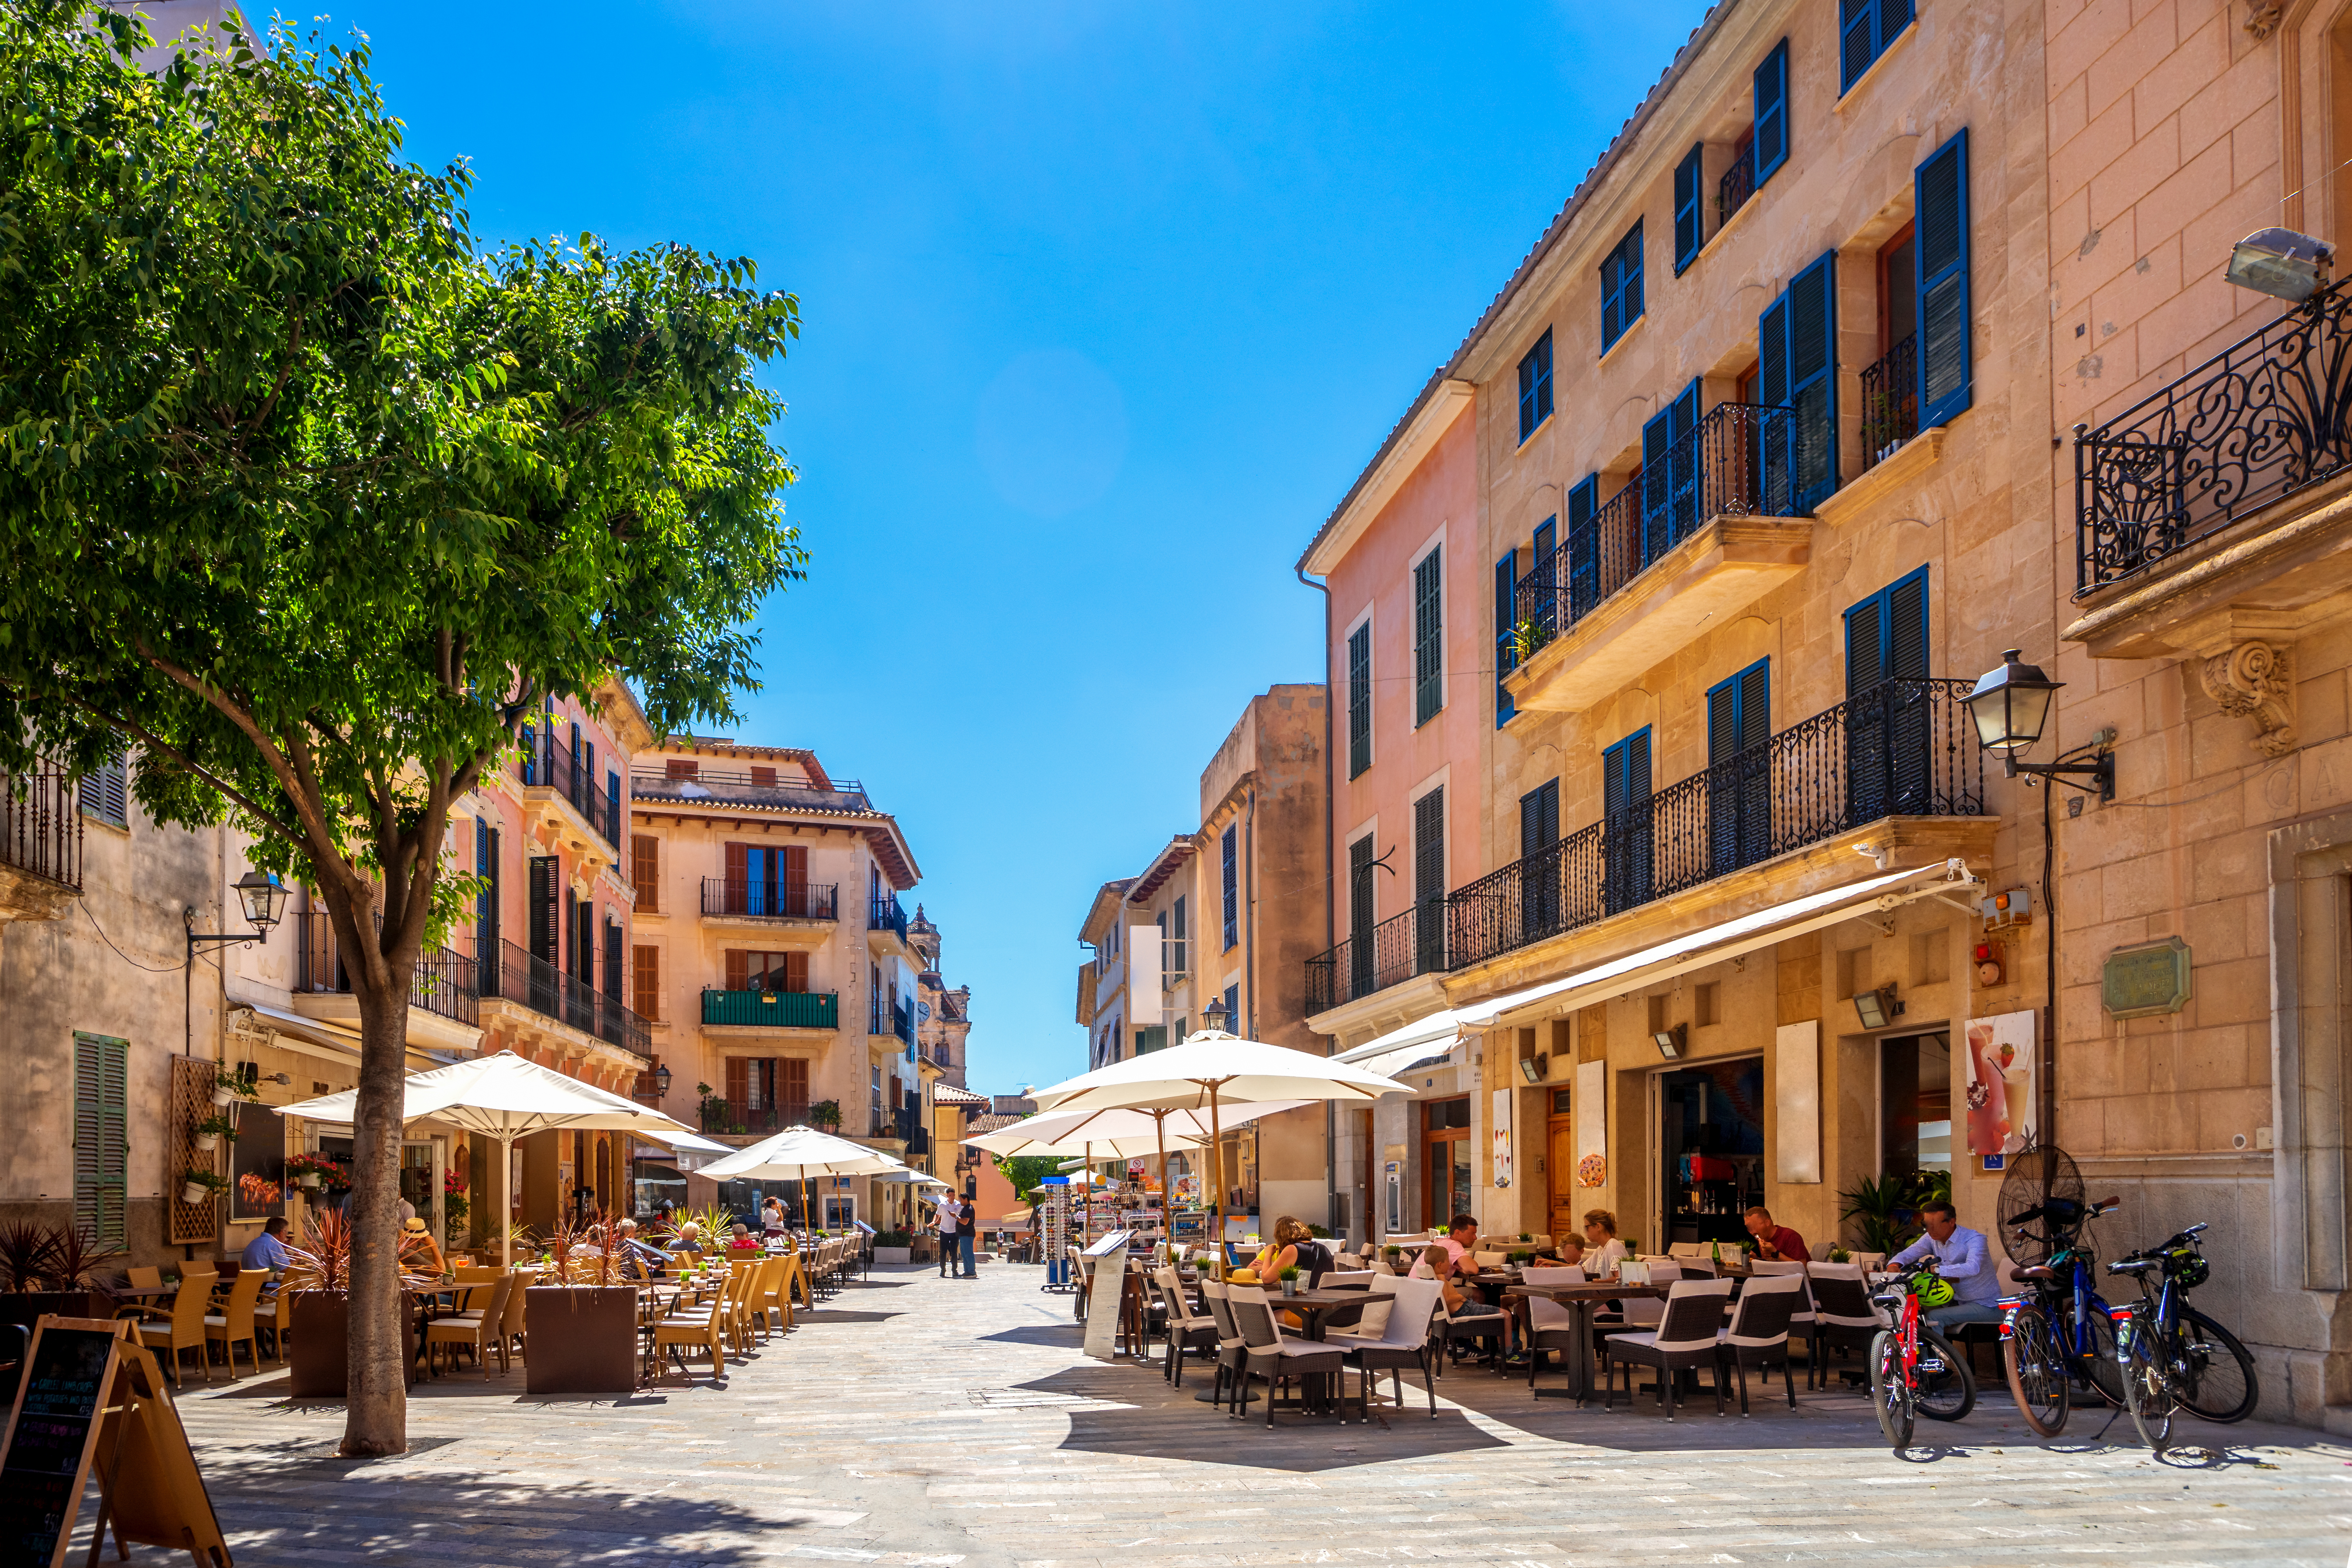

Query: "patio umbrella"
left=967, top=1101, right=1303, bottom=1225
left=695, top=1125, right=907, bottom=1229
left=1026, top=1031, right=1402, bottom=1273
left=274, top=1050, right=696, bottom=1265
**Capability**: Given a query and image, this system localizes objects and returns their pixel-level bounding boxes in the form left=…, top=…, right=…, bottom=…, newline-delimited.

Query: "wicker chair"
left=1197, top=1281, right=1251, bottom=1415
left=1228, top=1286, right=1350, bottom=1427
left=1715, top=1272, right=1804, bottom=1414
left=1519, top=1263, right=1587, bottom=1391
left=1799, top=1263, right=1886, bottom=1389
left=1601, top=1278, right=1735, bottom=1419
left=1151, top=1267, right=1218, bottom=1387
left=1328, top=1276, right=1443, bottom=1420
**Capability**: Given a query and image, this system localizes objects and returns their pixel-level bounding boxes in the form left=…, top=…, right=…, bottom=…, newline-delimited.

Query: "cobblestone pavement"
left=104, top=1263, right=2352, bottom=1567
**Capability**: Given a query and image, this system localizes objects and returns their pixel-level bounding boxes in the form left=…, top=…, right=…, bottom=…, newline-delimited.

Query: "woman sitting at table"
left=666, top=1221, right=703, bottom=1253
left=1581, top=1209, right=1629, bottom=1277
left=1250, top=1216, right=1333, bottom=1287
left=401, top=1216, right=447, bottom=1277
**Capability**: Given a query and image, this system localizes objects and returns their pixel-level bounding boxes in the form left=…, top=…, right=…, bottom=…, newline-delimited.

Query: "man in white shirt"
left=933, top=1191, right=960, bottom=1277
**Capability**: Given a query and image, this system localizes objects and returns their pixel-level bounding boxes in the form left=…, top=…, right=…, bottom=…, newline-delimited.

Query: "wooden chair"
left=720, top=1263, right=760, bottom=1351
left=653, top=1292, right=729, bottom=1381
left=126, top=1266, right=162, bottom=1290
left=1602, top=1278, right=1736, bottom=1419
left=496, top=1267, right=532, bottom=1365
left=202, top=1267, right=267, bottom=1377
left=138, top=1275, right=215, bottom=1384
left=425, top=1274, right=516, bottom=1379
left=750, top=1258, right=791, bottom=1339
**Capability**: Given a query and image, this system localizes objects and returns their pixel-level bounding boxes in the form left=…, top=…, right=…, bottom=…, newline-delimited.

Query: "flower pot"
left=285, top=1292, right=421, bottom=1397
left=1279, top=1278, right=1298, bottom=1298
left=296, top=1172, right=320, bottom=1191
left=196, top=1133, right=219, bottom=1152
left=212, top=1086, right=236, bottom=1108
left=523, top=1286, right=640, bottom=1394
left=181, top=1182, right=209, bottom=1204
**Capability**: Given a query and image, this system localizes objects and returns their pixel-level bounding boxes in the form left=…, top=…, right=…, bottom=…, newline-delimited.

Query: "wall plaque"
left=2102, top=937, right=2192, bottom=1019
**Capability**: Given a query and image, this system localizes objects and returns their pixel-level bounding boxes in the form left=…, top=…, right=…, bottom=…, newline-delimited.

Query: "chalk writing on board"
left=0, top=1325, right=117, bottom=1568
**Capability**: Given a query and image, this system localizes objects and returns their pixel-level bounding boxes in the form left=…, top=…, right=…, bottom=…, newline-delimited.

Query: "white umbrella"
left=274, top=1049, right=695, bottom=1265
left=1026, top=1031, right=1403, bottom=1271
left=967, top=1100, right=1301, bottom=1218
left=696, top=1124, right=907, bottom=1228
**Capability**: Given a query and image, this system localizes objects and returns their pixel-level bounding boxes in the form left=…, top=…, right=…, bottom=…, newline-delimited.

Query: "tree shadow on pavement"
left=978, top=1323, right=1085, bottom=1348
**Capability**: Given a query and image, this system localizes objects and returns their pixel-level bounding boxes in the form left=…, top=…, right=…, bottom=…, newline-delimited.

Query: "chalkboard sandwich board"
left=0, top=1317, right=122, bottom=1568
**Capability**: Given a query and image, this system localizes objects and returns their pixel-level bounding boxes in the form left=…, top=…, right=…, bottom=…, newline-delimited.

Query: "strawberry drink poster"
left=1964, top=1009, right=2036, bottom=1156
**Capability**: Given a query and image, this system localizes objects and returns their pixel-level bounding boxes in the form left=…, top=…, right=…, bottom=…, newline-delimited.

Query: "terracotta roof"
left=933, top=1084, right=988, bottom=1106
left=1129, top=837, right=1195, bottom=902
left=964, top=1112, right=1026, bottom=1136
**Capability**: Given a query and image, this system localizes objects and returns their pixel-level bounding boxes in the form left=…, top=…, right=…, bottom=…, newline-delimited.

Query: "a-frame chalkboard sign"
left=0, top=1317, right=231, bottom=1568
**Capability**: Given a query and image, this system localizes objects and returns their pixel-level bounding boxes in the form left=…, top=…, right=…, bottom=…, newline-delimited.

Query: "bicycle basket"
left=2164, top=1246, right=2210, bottom=1288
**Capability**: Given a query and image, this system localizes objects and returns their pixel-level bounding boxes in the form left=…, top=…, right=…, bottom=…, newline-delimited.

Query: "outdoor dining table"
left=1502, top=1280, right=1672, bottom=1403
left=1263, top=1284, right=1375, bottom=1414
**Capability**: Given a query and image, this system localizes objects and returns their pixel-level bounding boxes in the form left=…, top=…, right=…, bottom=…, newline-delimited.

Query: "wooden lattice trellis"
left=168, top=1056, right=222, bottom=1245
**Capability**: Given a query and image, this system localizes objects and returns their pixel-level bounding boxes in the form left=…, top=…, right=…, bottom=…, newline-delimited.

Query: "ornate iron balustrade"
left=2078, top=278, right=2352, bottom=593
left=630, top=766, right=870, bottom=814
left=292, top=912, right=479, bottom=1026
left=701, top=877, right=838, bottom=920
left=1446, top=678, right=1983, bottom=971
left=1304, top=900, right=1447, bottom=1016
left=0, top=766, right=81, bottom=893
left=702, top=987, right=838, bottom=1028
left=1514, top=402, right=1801, bottom=651
left=1859, top=334, right=1919, bottom=471
left=893, top=998, right=915, bottom=1044
left=1717, top=142, right=1756, bottom=228
left=484, top=938, right=650, bottom=1058
left=870, top=893, right=908, bottom=939
left=515, top=727, right=622, bottom=848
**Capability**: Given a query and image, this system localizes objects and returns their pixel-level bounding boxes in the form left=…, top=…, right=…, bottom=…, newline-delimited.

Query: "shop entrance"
left=1880, top=1031, right=1953, bottom=1177
left=1544, top=1087, right=1577, bottom=1241
left=1423, top=1097, right=1471, bottom=1230
left=1658, top=1056, right=1765, bottom=1247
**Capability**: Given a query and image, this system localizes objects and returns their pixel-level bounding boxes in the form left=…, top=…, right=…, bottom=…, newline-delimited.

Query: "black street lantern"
left=652, top=1063, right=673, bottom=1098
left=1963, top=649, right=2113, bottom=801
left=232, top=869, right=291, bottom=933
left=1201, top=996, right=1229, bottom=1035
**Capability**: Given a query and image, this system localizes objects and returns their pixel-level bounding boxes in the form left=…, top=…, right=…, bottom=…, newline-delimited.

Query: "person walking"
left=957, top=1194, right=978, bottom=1279
left=934, top=1189, right=961, bottom=1277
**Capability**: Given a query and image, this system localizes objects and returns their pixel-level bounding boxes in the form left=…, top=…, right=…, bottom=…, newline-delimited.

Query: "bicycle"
left=1866, top=1260, right=1977, bottom=1449
left=2107, top=1222, right=2259, bottom=1452
left=1996, top=1193, right=2126, bottom=1437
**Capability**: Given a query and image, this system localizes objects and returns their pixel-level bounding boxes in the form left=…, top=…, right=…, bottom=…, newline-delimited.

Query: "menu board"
left=0, top=1319, right=122, bottom=1568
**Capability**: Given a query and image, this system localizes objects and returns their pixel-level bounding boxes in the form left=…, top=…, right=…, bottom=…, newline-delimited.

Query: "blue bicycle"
left=2109, top=1223, right=2258, bottom=1452
left=1996, top=1193, right=2125, bottom=1436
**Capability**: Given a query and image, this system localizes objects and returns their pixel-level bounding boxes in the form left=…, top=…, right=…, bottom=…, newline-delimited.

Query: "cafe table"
left=1503, top=1279, right=1672, bottom=1403
left=1263, top=1284, right=1376, bottom=1414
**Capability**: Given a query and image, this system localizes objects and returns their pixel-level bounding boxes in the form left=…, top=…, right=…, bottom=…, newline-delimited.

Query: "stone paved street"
left=107, top=1264, right=2352, bottom=1568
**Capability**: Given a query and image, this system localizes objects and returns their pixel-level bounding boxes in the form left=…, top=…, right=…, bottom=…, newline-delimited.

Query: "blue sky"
left=345, top=1, right=1716, bottom=1093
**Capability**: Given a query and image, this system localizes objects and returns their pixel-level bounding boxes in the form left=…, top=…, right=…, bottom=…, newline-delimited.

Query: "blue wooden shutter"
left=1915, top=129, right=1972, bottom=428
left=1602, top=729, right=1653, bottom=911
left=604, top=916, right=624, bottom=1004
left=1844, top=568, right=1931, bottom=821
left=1707, top=661, right=1772, bottom=873
left=529, top=855, right=559, bottom=964
left=1840, top=0, right=1878, bottom=91
left=1518, top=330, right=1553, bottom=442
left=1670, top=380, right=1702, bottom=535
left=1494, top=549, right=1518, bottom=726
left=1674, top=144, right=1704, bottom=272
left=1566, top=475, right=1601, bottom=620
left=1758, top=293, right=1793, bottom=510
left=1787, top=251, right=1840, bottom=511
left=1753, top=39, right=1789, bottom=185
left=1641, top=407, right=1672, bottom=564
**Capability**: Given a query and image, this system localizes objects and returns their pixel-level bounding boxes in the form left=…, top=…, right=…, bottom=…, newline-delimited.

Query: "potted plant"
left=871, top=1230, right=915, bottom=1264
left=1277, top=1264, right=1301, bottom=1298
left=524, top=1208, right=642, bottom=1394
left=1508, top=1249, right=1532, bottom=1266
left=181, top=1167, right=229, bottom=1205
left=1827, top=1246, right=1854, bottom=1264
left=281, top=1211, right=429, bottom=1397
left=1519, top=1232, right=1533, bottom=1243
left=809, top=1100, right=842, bottom=1131
left=194, top=1113, right=239, bottom=1153
left=0, top=1221, right=126, bottom=1328
left=212, top=1069, right=259, bottom=1109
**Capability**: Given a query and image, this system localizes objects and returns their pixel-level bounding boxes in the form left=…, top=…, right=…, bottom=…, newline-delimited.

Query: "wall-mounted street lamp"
left=1201, top=996, right=1229, bottom=1035
left=1963, top=651, right=2114, bottom=802
left=186, top=869, right=290, bottom=958
left=2225, top=228, right=2333, bottom=305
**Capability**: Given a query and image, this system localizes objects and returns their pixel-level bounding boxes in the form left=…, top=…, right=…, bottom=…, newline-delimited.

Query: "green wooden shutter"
left=73, top=1033, right=128, bottom=1244
left=1413, top=547, right=1443, bottom=726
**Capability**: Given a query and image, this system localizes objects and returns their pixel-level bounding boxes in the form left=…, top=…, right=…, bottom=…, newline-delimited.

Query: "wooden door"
left=1546, top=1087, right=1578, bottom=1240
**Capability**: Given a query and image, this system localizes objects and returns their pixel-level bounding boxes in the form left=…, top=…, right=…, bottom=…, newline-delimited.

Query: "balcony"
left=481, top=939, right=650, bottom=1059
left=893, top=998, right=914, bottom=1045
left=701, top=877, right=838, bottom=921
left=869, top=893, right=908, bottom=940
left=1449, top=679, right=1982, bottom=971
left=1506, top=403, right=1814, bottom=714
left=2076, top=280, right=2352, bottom=596
left=1716, top=142, right=1755, bottom=230
left=631, top=764, right=870, bottom=815
left=700, top=1103, right=809, bottom=1138
left=1306, top=900, right=1445, bottom=1017
left=293, top=911, right=479, bottom=1029
left=0, top=766, right=81, bottom=919
left=514, top=727, right=621, bottom=849
left=701, top=988, right=839, bottom=1029
left=1859, top=335, right=1920, bottom=472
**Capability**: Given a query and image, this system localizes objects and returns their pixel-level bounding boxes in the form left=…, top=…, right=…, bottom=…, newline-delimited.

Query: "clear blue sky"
left=346, top=1, right=1715, bottom=1094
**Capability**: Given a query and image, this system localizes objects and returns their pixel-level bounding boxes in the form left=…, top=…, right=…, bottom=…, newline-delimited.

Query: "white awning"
left=227, top=1002, right=364, bottom=1062
left=1333, top=1011, right=1463, bottom=1080
left=1453, top=858, right=1985, bottom=1032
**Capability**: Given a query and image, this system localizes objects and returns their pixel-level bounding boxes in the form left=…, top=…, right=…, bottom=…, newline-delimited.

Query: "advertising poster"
left=229, top=1097, right=285, bottom=1222
left=1964, top=1009, right=2037, bottom=1156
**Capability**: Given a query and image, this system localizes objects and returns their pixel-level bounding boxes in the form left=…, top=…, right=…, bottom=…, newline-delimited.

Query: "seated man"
left=1435, top=1214, right=1481, bottom=1279
left=612, top=1218, right=670, bottom=1280
left=727, top=1223, right=762, bottom=1254
left=1888, top=1201, right=2002, bottom=1336
left=242, top=1216, right=293, bottom=1289
left=666, top=1221, right=703, bottom=1253
left=1742, top=1205, right=1811, bottom=1262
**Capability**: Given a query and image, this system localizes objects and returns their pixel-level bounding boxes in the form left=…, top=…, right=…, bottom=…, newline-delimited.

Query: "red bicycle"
left=1866, top=1260, right=1978, bottom=1448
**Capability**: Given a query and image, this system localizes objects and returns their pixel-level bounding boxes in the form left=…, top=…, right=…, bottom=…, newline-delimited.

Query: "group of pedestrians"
left=933, top=1190, right=978, bottom=1278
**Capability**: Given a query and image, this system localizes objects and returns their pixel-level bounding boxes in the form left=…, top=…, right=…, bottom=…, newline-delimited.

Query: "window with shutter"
left=1599, top=223, right=1645, bottom=352
left=603, top=917, right=624, bottom=1004
left=1171, top=894, right=1188, bottom=977
left=77, top=758, right=127, bottom=830
left=1517, top=778, right=1561, bottom=938
left=1603, top=729, right=1653, bottom=911
left=631, top=835, right=659, bottom=911
left=632, top=944, right=661, bottom=1021
left=1412, top=787, right=1445, bottom=976
left=1752, top=39, right=1788, bottom=185
left=607, top=770, right=622, bottom=840
left=724, top=1056, right=748, bottom=1122
left=1639, top=381, right=1704, bottom=559
left=1413, top=546, right=1443, bottom=727
left=1347, top=833, right=1375, bottom=997
left=1494, top=549, right=1519, bottom=727
left=1760, top=252, right=1840, bottom=512
left=1914, top=129, right=1972, bottom=428
left=1566, top=477, right=1601, bottom=620
left=1221, top=826, right=1239, bottom=951
left=528, top=857, right=559, bottom=964
left=1518, top=778, right=1559, bottom=858
left=750, top=766, right=777, bottom=787
left=1706, top=661, right=1772, bottom=874
left=1844, top=568, right=1933, bottom=821
left=73, top=1032, right=128, bottom=1244
left=476, top=821, right=501, bottom=964
left=780, top=1058, right=809, bottom=1119
left=1840, top=0, right=1913, bottom=93
left=1674, top=144, right=1704, bottom=272
left=1517, top=330, right=1553, bottom=443
left=664, top=758, right=697, bottom=781
left=1347, top=619, right=1372, bottom=778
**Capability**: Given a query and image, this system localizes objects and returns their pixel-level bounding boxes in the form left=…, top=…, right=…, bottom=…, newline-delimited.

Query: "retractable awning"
left=1333, top=1011, right=1463, bottom=1080
left=227, top=1002, right=364, bottom=1061
left=1452, top=858, right=1985, bottom=1033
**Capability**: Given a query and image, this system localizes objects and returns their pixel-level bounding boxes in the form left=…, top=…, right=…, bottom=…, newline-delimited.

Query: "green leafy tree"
left=0, top=5, right=802, bottom=1453
left=995, top=1156, right=1062, bottom=1206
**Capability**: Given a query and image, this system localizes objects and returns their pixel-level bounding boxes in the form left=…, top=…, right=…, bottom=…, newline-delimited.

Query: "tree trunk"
left=343, top=970, right=416, bottom=1455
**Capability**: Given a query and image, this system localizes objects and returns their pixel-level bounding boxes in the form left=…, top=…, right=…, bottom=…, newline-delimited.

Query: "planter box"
left=285, top=1292, right=419, bottom=1397
left=523, top=1286, right=639, bottom=1394
left=0, top=1291, right=117, bottom=1331
left=871, top=1247, right=911, bottom=1264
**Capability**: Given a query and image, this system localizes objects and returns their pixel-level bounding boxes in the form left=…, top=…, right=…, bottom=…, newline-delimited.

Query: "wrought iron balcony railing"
left=2078, top=279, right=2352, bottom=593
left=1447, top=678, right=1982, bottom=971
left=701, top=988, right=839, bottom=1029
left=1859, top=334, right=1920, bottom=472
left=701, top=877, right=839, bottom=920
left=292, top=911, right=479, bottom=1027
left=0, top=766, right=81, bottom=893
left=701, top=1103, right=808, bottom=1137
left=630, top=765, right=871, bottom=814
left=893, top=998, right=915, bottom=1044
left=514, top=727, right=622, bottom=848
left=483, top=938, right=650, bottom=1058
left=870, top=893, right=908, bottom=940
left=1513, top=403, right=1802, bottom=653
left=1305, top=899, right=1447, bottom=1017
left=1717, top=141, right=1756, bottom=228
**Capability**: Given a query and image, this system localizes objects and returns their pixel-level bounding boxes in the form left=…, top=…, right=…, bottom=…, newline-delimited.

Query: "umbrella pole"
left=1153, top=1112, right=1169, bottom=1260
left=1208, top=1089, right=1223, bottom=1280
left=498, top=1135, right=514, bottom=1269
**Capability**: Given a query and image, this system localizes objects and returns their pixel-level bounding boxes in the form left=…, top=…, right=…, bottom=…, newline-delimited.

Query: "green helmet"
left=1910, top=1270, right=1955, bottom=1308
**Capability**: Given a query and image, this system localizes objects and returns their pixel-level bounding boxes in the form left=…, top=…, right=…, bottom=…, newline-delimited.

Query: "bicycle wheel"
left=2120, top=1317, right=2176, bottom=1452
left=1869, top=1329, right=1916, bottom=1449
left=2176, top=1307, right=2259, bottom=1423
left=2002, top=1305, right=2070, bottom=1436
left=2079, top=1308, right=2126, bottom=1406
left=1916, top=1329, right=1977, bottom=1422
